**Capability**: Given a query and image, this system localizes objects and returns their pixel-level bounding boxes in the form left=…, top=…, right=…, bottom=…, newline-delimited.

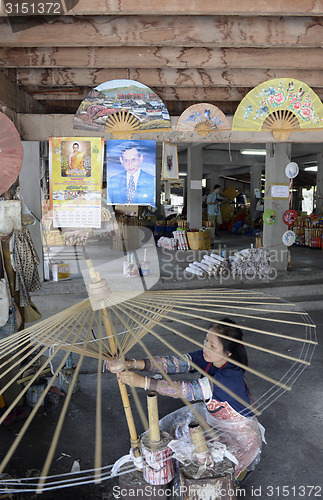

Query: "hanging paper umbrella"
left=232, top=78, right=323, bottom=141
left=0, top=113, right=23, bottom=195
left=176, top=103, right=230, bottom=137
left=0, top=253, right=317, bottom=494
left=73, top=79, right=171, bottom=139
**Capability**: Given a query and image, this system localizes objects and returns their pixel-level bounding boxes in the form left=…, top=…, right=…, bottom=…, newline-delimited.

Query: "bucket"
left=141, top=432, right=174, bottom=485
left=187, top=230, right=211, bottom=250
left=59, top=365, right=79, bottom=394
left=26, top=378, right=47, bottom=408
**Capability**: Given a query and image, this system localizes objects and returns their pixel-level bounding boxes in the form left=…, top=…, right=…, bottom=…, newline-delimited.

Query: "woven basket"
left=187, top=230, right=211, bottom=250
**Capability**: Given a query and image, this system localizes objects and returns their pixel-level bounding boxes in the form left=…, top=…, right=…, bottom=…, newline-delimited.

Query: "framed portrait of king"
left=106, top=140, right=156, bottom=206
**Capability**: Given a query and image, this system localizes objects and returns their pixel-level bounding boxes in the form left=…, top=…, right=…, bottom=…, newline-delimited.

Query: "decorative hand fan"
left=73, top=79, right=171, bottom=138
left=0, top=255, right=317, bottom=495
left=0, top=113, right=23, bottom=195
left=232, top=78, right=323, bottom=141
left=176, top=104, right=230, bottom=137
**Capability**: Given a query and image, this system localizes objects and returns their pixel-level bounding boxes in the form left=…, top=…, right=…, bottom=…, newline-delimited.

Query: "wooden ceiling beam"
left=9, top=67, right=323, bottom=89
left=12, top=49, right=323, bottom=87
left=1, top=16, right=323, bottom=47
left=0, top=71, right=45, bottom=113
left=28, top=86, right=252, bottom=101
left=1, top=0, right=322, bottom=16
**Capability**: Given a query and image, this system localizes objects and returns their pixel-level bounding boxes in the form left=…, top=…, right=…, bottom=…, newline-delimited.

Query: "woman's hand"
left=118, top=370, right=146, bottom=389
left=125, top=359, right=145, bottom=371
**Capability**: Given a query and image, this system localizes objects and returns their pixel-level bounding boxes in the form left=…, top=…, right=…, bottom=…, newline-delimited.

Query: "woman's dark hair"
left=210, top=317, right=248, bottom=370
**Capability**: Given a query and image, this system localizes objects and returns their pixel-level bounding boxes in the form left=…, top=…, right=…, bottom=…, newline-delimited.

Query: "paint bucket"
left=141, top=431, right=174, bottom=485
left=59, top=365, right=79, bottom=394
left=26, top=378, right=47, bottom=408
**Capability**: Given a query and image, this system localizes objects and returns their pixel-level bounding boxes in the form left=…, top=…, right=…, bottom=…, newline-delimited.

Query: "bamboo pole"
left=101, top=309, right=141, bottom=459
left=147, top=392, right=160, bottom=443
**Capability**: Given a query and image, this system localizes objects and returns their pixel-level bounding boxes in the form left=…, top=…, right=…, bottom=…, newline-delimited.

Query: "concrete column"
left=316, top=153, right=323, bottom=214
left=206, top=170, right=222, bottom=195
left=164, top=180, right=171, bottom=203
left=19, top=142, right=43, bottom=280
left=263, top=143, right=291, bottom=272
left=250, top=162, right=263, bottom=225
left=187, top=145, right=203, bottom=229
left=155, top=156, right=162, bottom=218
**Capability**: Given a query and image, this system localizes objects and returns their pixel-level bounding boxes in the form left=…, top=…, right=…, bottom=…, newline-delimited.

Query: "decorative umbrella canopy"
left=0, top=113, right=23, bottom=195
left=232, top=78, right=323, bottom=141
left=73, top=79, right=171, bottom=139
left=176, top=103, right=230, bottom=137
left=0, top=266, right=317, bottom=494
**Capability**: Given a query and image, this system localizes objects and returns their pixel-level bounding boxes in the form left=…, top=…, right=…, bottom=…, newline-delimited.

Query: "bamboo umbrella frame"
left=0, top=267, right=317, bottom=493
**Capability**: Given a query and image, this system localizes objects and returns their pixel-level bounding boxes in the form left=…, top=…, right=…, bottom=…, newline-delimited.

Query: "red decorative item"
left=0, top=112, right=23, bottom=195
left=283, top=209, right=298, bottom=227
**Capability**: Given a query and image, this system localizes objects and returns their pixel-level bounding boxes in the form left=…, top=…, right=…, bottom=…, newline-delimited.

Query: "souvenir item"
left=282, top=230, right=296, bottom=246
left=263, top=209, right=277, bottom=225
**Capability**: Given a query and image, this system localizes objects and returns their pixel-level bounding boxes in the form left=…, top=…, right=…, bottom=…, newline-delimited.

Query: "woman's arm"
left=118, top=371, right=212, bottom=402
left=125, top=355, right=192, bottom=375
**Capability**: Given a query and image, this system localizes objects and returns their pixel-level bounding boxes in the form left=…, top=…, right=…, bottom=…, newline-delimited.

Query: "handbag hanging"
left=0, top=242, right=10, bottom=327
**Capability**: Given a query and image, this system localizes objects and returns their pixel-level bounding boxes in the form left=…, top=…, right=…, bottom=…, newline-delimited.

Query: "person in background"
left=207, top=184, right=223, bottom=236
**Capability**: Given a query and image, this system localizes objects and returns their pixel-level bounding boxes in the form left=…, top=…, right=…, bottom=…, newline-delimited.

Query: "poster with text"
left=49, top=137, right=104, bottom=228
left=106, top=140, right=156, bottom=206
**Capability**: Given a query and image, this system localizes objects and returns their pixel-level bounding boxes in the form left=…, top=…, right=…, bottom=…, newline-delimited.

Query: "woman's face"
left=203, top=330, right=229, bottom=367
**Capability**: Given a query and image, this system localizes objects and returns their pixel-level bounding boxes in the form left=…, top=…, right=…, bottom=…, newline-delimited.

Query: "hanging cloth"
left=14, top=227, right=41, bottom=307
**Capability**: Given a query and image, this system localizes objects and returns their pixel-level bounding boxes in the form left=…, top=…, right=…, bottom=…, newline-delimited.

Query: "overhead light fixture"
left=304, top=166, right=318, bottom=172
left=179, top=172, right=187, bottom=176
left=240, top=149, right=267, bottom=156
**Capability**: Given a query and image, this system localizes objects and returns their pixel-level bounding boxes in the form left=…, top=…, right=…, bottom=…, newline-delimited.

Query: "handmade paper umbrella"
left=0, top=112, right=23, bottom=195
left=73, top=79, right=171, bottom=139
left=176, top=104, right=230, bottom=137
left=232, top=78, right=323, bottom=141
left=0, top=247, right=317, bottom=495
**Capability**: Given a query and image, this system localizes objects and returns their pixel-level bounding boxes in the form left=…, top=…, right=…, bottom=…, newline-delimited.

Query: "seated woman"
left=109, top=318, right=265, bottom=480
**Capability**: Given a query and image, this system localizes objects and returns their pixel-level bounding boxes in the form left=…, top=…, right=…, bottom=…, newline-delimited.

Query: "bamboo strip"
left=133, top=297, right=317, bottom=345
left=0, top=308, right=91, bottom=395
left=0, top=308, right=93, bottom=427
left=37, top=328, right=91, bottom=491
left=125, top=300, right=312, bottom=365
left=112, top=307, right=224, bottom=433
left=142, top=295, right=306, bottom=316
left=114, top=302, right=259, bottom=415
left=0, top=316, right=91, bottom=475
left=94, top=318, right=103, bottom=484
left=139, top=298, right=313, bottom=327
left=121, top=301, right=293, bottom=390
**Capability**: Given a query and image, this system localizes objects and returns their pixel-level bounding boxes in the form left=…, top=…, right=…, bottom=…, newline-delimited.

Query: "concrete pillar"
left=250, top=162, right=263, bottom=225
left=164, top=180, right=171, bottom=204
left=263, top=143, right=291, bottom=272
left=19, top=142, right=43, bottom=280
left=316, top=153, right=323, bottom=214
left=155, top=156, right=162, bottom=216
left=187, top=145, right=203, bottom=229
left=206, top=171, right=222, bottom=195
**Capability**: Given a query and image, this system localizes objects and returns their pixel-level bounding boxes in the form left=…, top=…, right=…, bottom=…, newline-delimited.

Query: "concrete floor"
left=1, top=232, right=322, bottom=499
